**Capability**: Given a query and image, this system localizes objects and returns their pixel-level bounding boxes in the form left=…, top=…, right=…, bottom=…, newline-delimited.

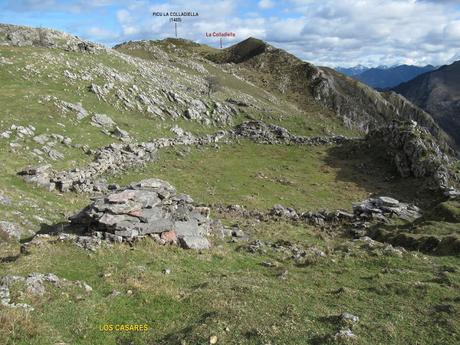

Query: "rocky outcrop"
left=0, top=24, right=102, bottom=53
left=367, top=120, right=455, bottom=190
left=69, top=178, right=216, bottom=249
left=234, top=120, right=356, bottom=145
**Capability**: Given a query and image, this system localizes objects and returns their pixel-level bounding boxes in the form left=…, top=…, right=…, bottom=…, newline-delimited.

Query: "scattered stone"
left=53, top=100, right=89, bottom=120
left=278, top=269, right=289, bottom=280
left=334, top=328, right=356, bottom=341
left=43, top=146, right=65, bottom=160
left=340, top=312, right=359, bottom=325
left=19, top=130, right=228, bottom=194
left=33, top=134, right=49, bottom=145
left=111, top=126, right=130, bottom=140
left=109, top=290, right=122, bottom=298
left=162, top=268, right=171, bottom=275
left=234, top=120, right=355, bottom=146
left=0, top=193, right=11, bottom=206
left=0, top=221, right=21, bottom=240
left=209, top=335, right=218, bottom=344
left=0, top=273, right=92, bottom=311
left=91, top=114, right=116, bottom=128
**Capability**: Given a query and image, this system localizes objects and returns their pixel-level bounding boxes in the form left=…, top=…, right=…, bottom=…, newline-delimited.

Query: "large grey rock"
left=353, top=197, right=421, bottom=221
left=178, top=236, right=210, bottom=250
left=91, top=114, right=116, bottom=128
left=0, top=221, right=21, bottom=240
left=136, top=219, right=174, bottom=235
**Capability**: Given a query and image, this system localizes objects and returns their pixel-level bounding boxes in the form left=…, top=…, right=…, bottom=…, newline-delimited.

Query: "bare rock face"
left=70, top=178, right=214, bottom=249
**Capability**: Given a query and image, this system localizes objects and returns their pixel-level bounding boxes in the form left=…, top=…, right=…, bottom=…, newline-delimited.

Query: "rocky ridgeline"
left=233, top=120, right=356, bottom=145
left=308, top=65, right=447, bottom=141
left=0, top=23, right=102, bottom=53
left=69, top=178, right=217, bottom=250
left=368, top=120, right=456, bottom=190
left=18, top=129, right=228, bottom=193
left=0, top=273, right=92, bottom=312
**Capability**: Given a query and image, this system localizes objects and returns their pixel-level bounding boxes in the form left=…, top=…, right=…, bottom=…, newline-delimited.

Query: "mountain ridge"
left=335, top=64, right=438, bottom=89
left=393, top=60, right=460, bottom=150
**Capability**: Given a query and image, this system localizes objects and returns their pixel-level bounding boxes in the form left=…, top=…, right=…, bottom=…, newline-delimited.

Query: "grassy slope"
left=1, top=219, right=459, bottom=345
left=0, top=40, right=459, bottom=345
left=107, top=140, right=435, bottom=211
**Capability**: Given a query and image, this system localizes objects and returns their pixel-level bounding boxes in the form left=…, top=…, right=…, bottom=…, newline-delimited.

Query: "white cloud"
left=258, top=0, right=275, bottom=9
left=86, top=27, right=118, bottom=39
left=5, top=0, right=460, bottom=67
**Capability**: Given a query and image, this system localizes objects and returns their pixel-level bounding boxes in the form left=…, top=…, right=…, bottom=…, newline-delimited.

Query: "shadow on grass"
left=20, top=222, right=83, bottom=244
left=323, top=141, right=440, bottom=208
left=154, top=311, right=218, bottom=345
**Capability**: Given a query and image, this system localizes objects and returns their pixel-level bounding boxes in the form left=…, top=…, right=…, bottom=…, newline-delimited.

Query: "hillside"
left=0, top=24, right=459, bottom=345
left=196, top=38, right=452, bottom=149
left=336, top=65, right=437, bottom=89
left=394, top=61, right=460, bottom=150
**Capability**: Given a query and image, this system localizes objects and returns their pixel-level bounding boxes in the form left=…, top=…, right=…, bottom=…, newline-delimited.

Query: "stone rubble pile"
left=69, top=178, right=217, bottom=249
left=269, top=204, right=356, bottom=226
left=18, top=130, right=228, bottom=193
left=219, top=196, right=421, bottom=229
left=352, top=196, right=421, bottom=221
left=233, top=120, right=356, bottom=145
left=0, top=273, right=92, bottom=311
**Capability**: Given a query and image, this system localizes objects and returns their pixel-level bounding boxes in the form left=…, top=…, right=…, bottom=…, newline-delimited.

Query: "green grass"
left=0, top=39, right=459, bottom=345
left=0, top=218, right=459, bottom=345
left=107, top=140, right=434, bottom=212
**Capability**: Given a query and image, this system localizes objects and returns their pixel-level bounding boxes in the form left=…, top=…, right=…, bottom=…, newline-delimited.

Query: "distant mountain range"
left=393, top=60, right=460, bottom=150
left=336, top=64, right=437, bottom=89
left=335, top=65, right=370, bottom=77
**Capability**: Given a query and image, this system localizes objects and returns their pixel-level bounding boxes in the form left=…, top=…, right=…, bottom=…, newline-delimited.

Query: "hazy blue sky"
left=1, top=0, right=460, bottom=67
